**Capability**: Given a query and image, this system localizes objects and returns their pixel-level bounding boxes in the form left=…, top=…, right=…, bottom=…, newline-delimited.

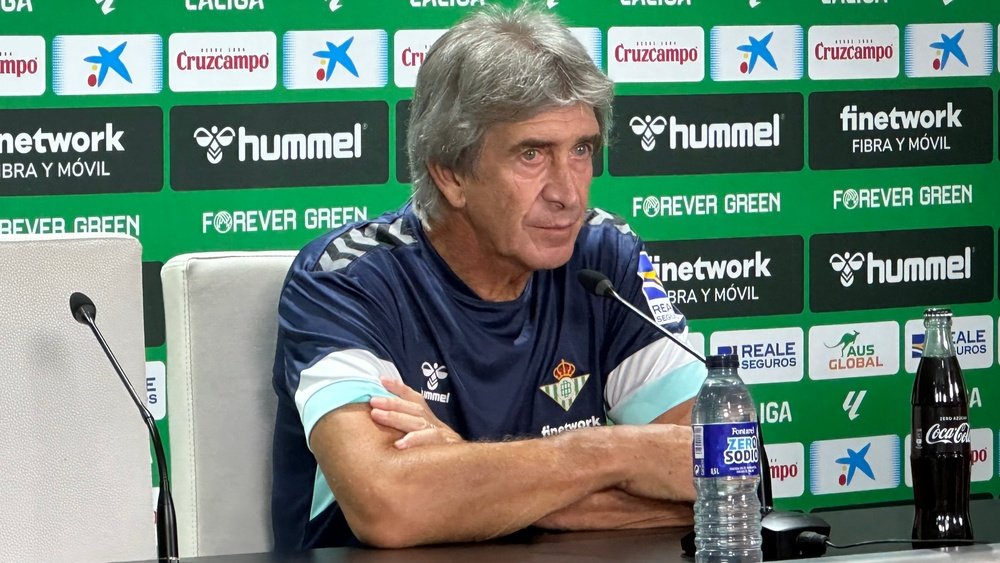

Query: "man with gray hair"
left=271, top=2, right=707, bottom=550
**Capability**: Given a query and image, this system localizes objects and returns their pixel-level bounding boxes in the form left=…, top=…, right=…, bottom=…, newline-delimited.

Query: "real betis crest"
left=539, top=359, right=590, bottom=412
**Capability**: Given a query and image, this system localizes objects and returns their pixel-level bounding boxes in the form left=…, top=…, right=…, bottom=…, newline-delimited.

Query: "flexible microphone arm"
left=575, top=269, right=773, bottom=508
left=576, top=269, right=706, bottom=364
left=70, top=292, right=179, bottom=563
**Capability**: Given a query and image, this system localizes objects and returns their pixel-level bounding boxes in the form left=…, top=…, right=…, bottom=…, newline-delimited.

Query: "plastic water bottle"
left=692, top=353, right=762, bottom=562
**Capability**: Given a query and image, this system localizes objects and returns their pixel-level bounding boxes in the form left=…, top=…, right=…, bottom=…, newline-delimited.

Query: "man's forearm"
left=312, top=406, right=692, bottom=547
left=534, top=489, right=693, bottom=531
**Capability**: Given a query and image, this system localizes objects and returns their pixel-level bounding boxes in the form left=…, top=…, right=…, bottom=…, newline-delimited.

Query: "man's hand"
left=535, top=489, right=693, bottom=530
left=615, top=424, right=696, bottom=502
left=369, top=376, right=464, bottom=449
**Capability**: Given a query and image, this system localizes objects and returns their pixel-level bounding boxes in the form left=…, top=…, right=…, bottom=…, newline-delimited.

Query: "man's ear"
left=426, top=161, right=466, bottom=209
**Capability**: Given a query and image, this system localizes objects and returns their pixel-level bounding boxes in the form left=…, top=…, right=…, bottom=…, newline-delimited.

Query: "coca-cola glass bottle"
left=911, top=308, right=973, bottom=546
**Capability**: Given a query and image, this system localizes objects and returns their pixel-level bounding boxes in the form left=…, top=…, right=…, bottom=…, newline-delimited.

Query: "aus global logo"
left=637, top=251, right=685, bottom=331
left=809, top=321, right=899, bottom=380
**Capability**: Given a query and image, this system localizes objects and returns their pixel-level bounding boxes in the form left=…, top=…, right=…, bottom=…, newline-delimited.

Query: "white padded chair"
left=161, top=251, right=296, bottom=557
left=0, top=233, right=155, bottom=563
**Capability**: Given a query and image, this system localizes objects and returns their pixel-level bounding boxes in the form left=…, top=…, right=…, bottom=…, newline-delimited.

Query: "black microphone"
left=576, top=269, right=705, bottom=364
left=70, top=292, right=179, bottom=563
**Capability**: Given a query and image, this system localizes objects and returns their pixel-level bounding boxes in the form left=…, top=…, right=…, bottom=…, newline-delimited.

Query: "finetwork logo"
left=904, top=315, right=993, bottom=372
left=810, top=435, right=900, bottom=495
left=808, top=88, right=992, bottom=171
left=710, top=26, right=803, bottom=81
left=0, top=36, right=45, bottom=96
left=710, top=327, right=803, bottom=384
left=808, top=25, right=899, bottom=80
left=905, top=24, right=993, bottom=78
left=808, top=321, right=899, bottom=380
left=607, top=26, right=704, bottom=83
left=0, top=106, right=163, bottom=196
left=169, top=32, right=276, bottom=93
left=53, top=34, right=162, bottom=95
left=283, top=30, right=388, bottom=90
left=641, top=236, right=802, bottom=319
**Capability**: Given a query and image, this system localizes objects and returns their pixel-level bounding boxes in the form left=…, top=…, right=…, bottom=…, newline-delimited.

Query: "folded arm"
left=310, top=400, right=693, bottom=548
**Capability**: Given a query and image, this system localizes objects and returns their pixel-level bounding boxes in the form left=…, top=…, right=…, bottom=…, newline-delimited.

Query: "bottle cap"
left=706, top=353, right=739, bottom=370
left=923, top=308, right=953, bottom=319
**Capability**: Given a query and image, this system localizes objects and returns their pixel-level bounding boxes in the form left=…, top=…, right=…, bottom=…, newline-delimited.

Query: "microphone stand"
left=76, top=306, right=179, bottom=562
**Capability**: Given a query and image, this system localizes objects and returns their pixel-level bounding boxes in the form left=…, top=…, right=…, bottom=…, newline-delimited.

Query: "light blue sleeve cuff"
left=608, top=361, right=707, bottom=425
left=301, top=379, right=394, bottom=448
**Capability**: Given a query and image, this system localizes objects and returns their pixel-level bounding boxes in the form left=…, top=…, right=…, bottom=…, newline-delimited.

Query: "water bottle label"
left=693, top=422, right=760, bottom=478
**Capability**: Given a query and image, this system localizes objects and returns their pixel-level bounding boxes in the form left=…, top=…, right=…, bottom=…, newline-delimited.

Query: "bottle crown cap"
left=706, top=353, right=739, bottom=370
left=923, top=307, right=953, bottom=319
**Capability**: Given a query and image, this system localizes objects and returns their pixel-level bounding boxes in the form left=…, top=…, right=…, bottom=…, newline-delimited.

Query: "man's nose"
left=541, top=155, right=586, bottom=209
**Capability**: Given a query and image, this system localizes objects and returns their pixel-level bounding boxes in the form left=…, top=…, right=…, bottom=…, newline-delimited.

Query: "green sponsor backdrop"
left=3, top=0, right=999, bottom=517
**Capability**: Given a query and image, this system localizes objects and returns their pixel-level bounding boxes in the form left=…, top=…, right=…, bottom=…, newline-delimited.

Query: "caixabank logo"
left=810, top=227, right=993, bottom=312
left=283, top=30, right=388, bottom=90
left=709, top=25, right=804, bottom=82
left=53, top=34, right=162, bottom=96
left=170, top=101, right=388, bottom=190
left=904, top=23, right=993, bottom=78
left=809, top=87, right=992, bottom=170
left=609, top=93, right=803, bottom=176
left=0, top=107, right=162, bottom=196
left=642, top=235, right=802, bottom=318
left=810, top=435, right=900, bottom=495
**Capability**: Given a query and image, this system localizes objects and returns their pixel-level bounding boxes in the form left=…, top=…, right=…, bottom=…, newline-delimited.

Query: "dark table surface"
left=125, top=526, right=1000, bottom=563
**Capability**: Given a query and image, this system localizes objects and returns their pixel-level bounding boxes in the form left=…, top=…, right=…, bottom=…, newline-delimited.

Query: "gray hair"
left=407, top=2, right=614, bottom=224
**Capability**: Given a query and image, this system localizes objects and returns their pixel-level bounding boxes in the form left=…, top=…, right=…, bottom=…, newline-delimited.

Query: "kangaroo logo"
left=826, top=331, right=860, bottom=357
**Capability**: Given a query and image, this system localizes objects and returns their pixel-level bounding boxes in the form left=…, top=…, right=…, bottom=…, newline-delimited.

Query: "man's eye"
left=523, top=148, right=538, bottom=161
left=574, top=144, right=593, bottom=156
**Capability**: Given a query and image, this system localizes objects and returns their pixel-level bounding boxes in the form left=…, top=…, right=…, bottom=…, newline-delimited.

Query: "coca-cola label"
left=913, top=406, right=970, bottom=452
left=693, top=422, right=760, bottom=478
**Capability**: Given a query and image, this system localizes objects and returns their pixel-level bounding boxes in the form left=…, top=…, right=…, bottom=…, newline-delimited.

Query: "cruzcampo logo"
left=539, top=359, right=590, bottom=412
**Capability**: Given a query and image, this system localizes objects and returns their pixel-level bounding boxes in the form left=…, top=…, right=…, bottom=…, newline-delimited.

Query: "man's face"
left=456, top=103, right=600, bottom=272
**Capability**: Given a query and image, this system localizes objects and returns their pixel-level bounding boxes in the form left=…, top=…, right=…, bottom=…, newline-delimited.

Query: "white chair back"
left=0, top=233, right=154, bottom=563
left=161, top=251, right=296, bottom=557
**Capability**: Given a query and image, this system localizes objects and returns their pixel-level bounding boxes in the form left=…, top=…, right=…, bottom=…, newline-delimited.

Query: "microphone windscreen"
left=576, top=269, right=614, bottom=297
left=70, top=292, right=97, bottom=324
